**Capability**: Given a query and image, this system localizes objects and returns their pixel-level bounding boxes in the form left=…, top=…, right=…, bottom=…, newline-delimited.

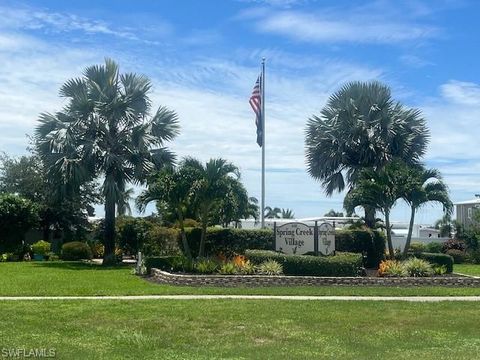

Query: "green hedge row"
left=245, top=250, right=363, bottom=276
left=415, top=252, right=454, bottom=273
left=185, top=227, right=274, bottom=256
left=145, top=256, right=181, bottom=272
left=335, top=229, right=385, bottom=268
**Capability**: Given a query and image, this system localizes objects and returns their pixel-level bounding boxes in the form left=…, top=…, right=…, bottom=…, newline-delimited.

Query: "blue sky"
left=0, top=0, right=479, bottom=224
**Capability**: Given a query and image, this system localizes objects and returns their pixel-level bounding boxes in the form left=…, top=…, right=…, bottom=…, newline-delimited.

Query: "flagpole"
left=261, top=58, right=266, bottom=228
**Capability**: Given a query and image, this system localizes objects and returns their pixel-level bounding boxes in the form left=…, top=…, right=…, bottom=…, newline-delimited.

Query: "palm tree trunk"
left=364, top=205, right=376, bottom=228
left=103, top=196, right=117, bottom=265
left=385, top=209, right=394, bottom=259
left=403, top=206, right=416, bottom=256
left=199, top=221, right=207, bottom=258
left=177, top=209, right=192, bottom=260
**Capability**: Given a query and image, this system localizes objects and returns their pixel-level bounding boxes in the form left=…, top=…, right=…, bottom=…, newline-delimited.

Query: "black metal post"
left=314, top=221, right=318, bottom=256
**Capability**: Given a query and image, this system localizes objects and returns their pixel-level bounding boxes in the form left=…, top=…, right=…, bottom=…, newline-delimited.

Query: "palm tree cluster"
left=264, top=206, right=295, bottom=219
left=306, top=81, right=452, bottom=258
left=305, top=81, right=429, bottom=227
left=137, top=158, right=256, bottom=259
left=344, top=161, right=452, bottom=258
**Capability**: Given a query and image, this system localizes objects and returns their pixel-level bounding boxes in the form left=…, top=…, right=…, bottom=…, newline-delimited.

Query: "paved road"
left=2, top=295, right=480, bottom=302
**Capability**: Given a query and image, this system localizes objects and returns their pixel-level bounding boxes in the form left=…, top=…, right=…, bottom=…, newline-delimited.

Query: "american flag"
left=249, top=74, right=263, bottom=147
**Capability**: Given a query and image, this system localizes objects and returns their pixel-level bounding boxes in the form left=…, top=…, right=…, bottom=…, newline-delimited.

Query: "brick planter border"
left=150, top=268, right=480, bottom=287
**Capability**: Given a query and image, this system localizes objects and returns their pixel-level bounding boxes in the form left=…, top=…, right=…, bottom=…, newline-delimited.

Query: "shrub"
left=408, top=242, right=426, bottom=254
left=237, top=260, right=256, bottom=275
left=335, top=229, right=385, bottom=268
left=0, top=253, right=18, bottom=262
left=0, top=194, right=39, bottom=253
left=245, top=250, right=363, bottom=276
left=415, top=252, right=454, bottom=273
left=90, top=242, right=105, bottom=259
left=46, top=252, right=60, bottom=261
left=185, top=228, right=274, bottom=257
left=433, top=265, right=447, bottom=275
left=195, top=258, right=219, bottom=274
left=403, top=257, right=433, bottom=277
left=257, top=260, right=283, bottom=275
left=425, top=242, right=443, bottom=254
left=442, top=239, right=466, bottom=252
left=31, top=240, right=51, bottom=256
left=144, top=256, right=181, bottom=272
left=218, top=262, right=237, bottom=275
left=61, top=241, right=92, bottom=261
left=175, top=218, right=200, bottom=228
left=445, top=249, right=466, bottom=264
left=378, top=260, right=407, bottom=277
left=143, top=226, right=181, bottom=257
left=467, top=249, right=480, bottom=264
left=116, top=216, right=154, bottom=255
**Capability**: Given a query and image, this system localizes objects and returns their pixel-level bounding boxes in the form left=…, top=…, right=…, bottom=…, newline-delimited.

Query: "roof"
left=454, top=199, right=480, bottom=205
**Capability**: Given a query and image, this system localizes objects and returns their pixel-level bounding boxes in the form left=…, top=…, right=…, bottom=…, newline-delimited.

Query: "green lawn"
left=2, top=261, right=480, bottom=296
left=1, top=299, right=480, bottom=359
left=454, top=264, right=480, bottom=276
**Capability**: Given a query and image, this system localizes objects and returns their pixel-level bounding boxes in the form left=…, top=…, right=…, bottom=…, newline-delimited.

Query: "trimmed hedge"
left=416, top=252, right=454, bottom=273
left=335, top=229, right=385, bottom=268
left=245, top=250, right=363, bottom=277
left=145, top=256, right=181, bottom=272
left=185, top=227, right=274, bottom=256
left=61, top=241, right=92, bottom=261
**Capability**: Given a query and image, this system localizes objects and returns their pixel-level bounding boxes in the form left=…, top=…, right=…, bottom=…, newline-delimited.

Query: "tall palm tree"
left=305, top=81, right=429, bottom=227
left=184, top=157, right=239, bottom=258
left=281, top=208, right=295, bottom=219
left=344, top=161, right=406, bottom=258
left=401, top=167, right=452, bottom=255
left=137, top=164, right=198, bottom=260
left=35, top=59, right=179, bottom=264
left=264, top=206, right=281, bottom=219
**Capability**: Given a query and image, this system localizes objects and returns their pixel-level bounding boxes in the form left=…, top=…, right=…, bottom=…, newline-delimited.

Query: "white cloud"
left=240, top=4, right=439, bottom=44
left=0, top=4, right=171, bottom=44
left=440, top=81, right=480, bottom=106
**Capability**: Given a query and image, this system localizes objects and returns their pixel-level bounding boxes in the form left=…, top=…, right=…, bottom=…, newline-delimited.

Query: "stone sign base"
left=150, top=269, right=480, bottom=287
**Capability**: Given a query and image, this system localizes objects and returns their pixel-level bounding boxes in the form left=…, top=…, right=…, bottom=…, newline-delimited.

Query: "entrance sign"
left=318, top=222, right=335, bottom=255
left=275, top=222, right=314, bottom=255
left=274, top=222, right=335, bottom=256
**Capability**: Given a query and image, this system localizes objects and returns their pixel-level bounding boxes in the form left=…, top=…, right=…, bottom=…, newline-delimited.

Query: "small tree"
left=401, top=166, right=452, bottom=255
left=0, top=194, right=39, bottom=253
left=184, top=158, right=239, bottom=258
left=137, top=164, right=198, bottom=260
left=344, top=162, right=406, bottom=258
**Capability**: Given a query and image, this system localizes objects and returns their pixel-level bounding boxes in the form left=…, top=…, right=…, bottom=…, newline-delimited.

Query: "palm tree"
left=212, top=176, right=251, bottom=227
left=184, top=157, right=239, bottom=258
left=344, top=161, right=406, bottom=258
left=402, top=166, right=452, bottom=255
left=264, top=206, right=281, bottom=219
left=117, top=188, right=134, bottom=216
left=305, top=81, right=429, bottom=227
left=281, top=208, right=295, bottom=219
left=246, top=197, right=260, bottom=221
left=35, top=59, right=179, bottom=264
left=137, top=164, right=198, bottom=260
left=434, top=214, right=453, bottom=238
